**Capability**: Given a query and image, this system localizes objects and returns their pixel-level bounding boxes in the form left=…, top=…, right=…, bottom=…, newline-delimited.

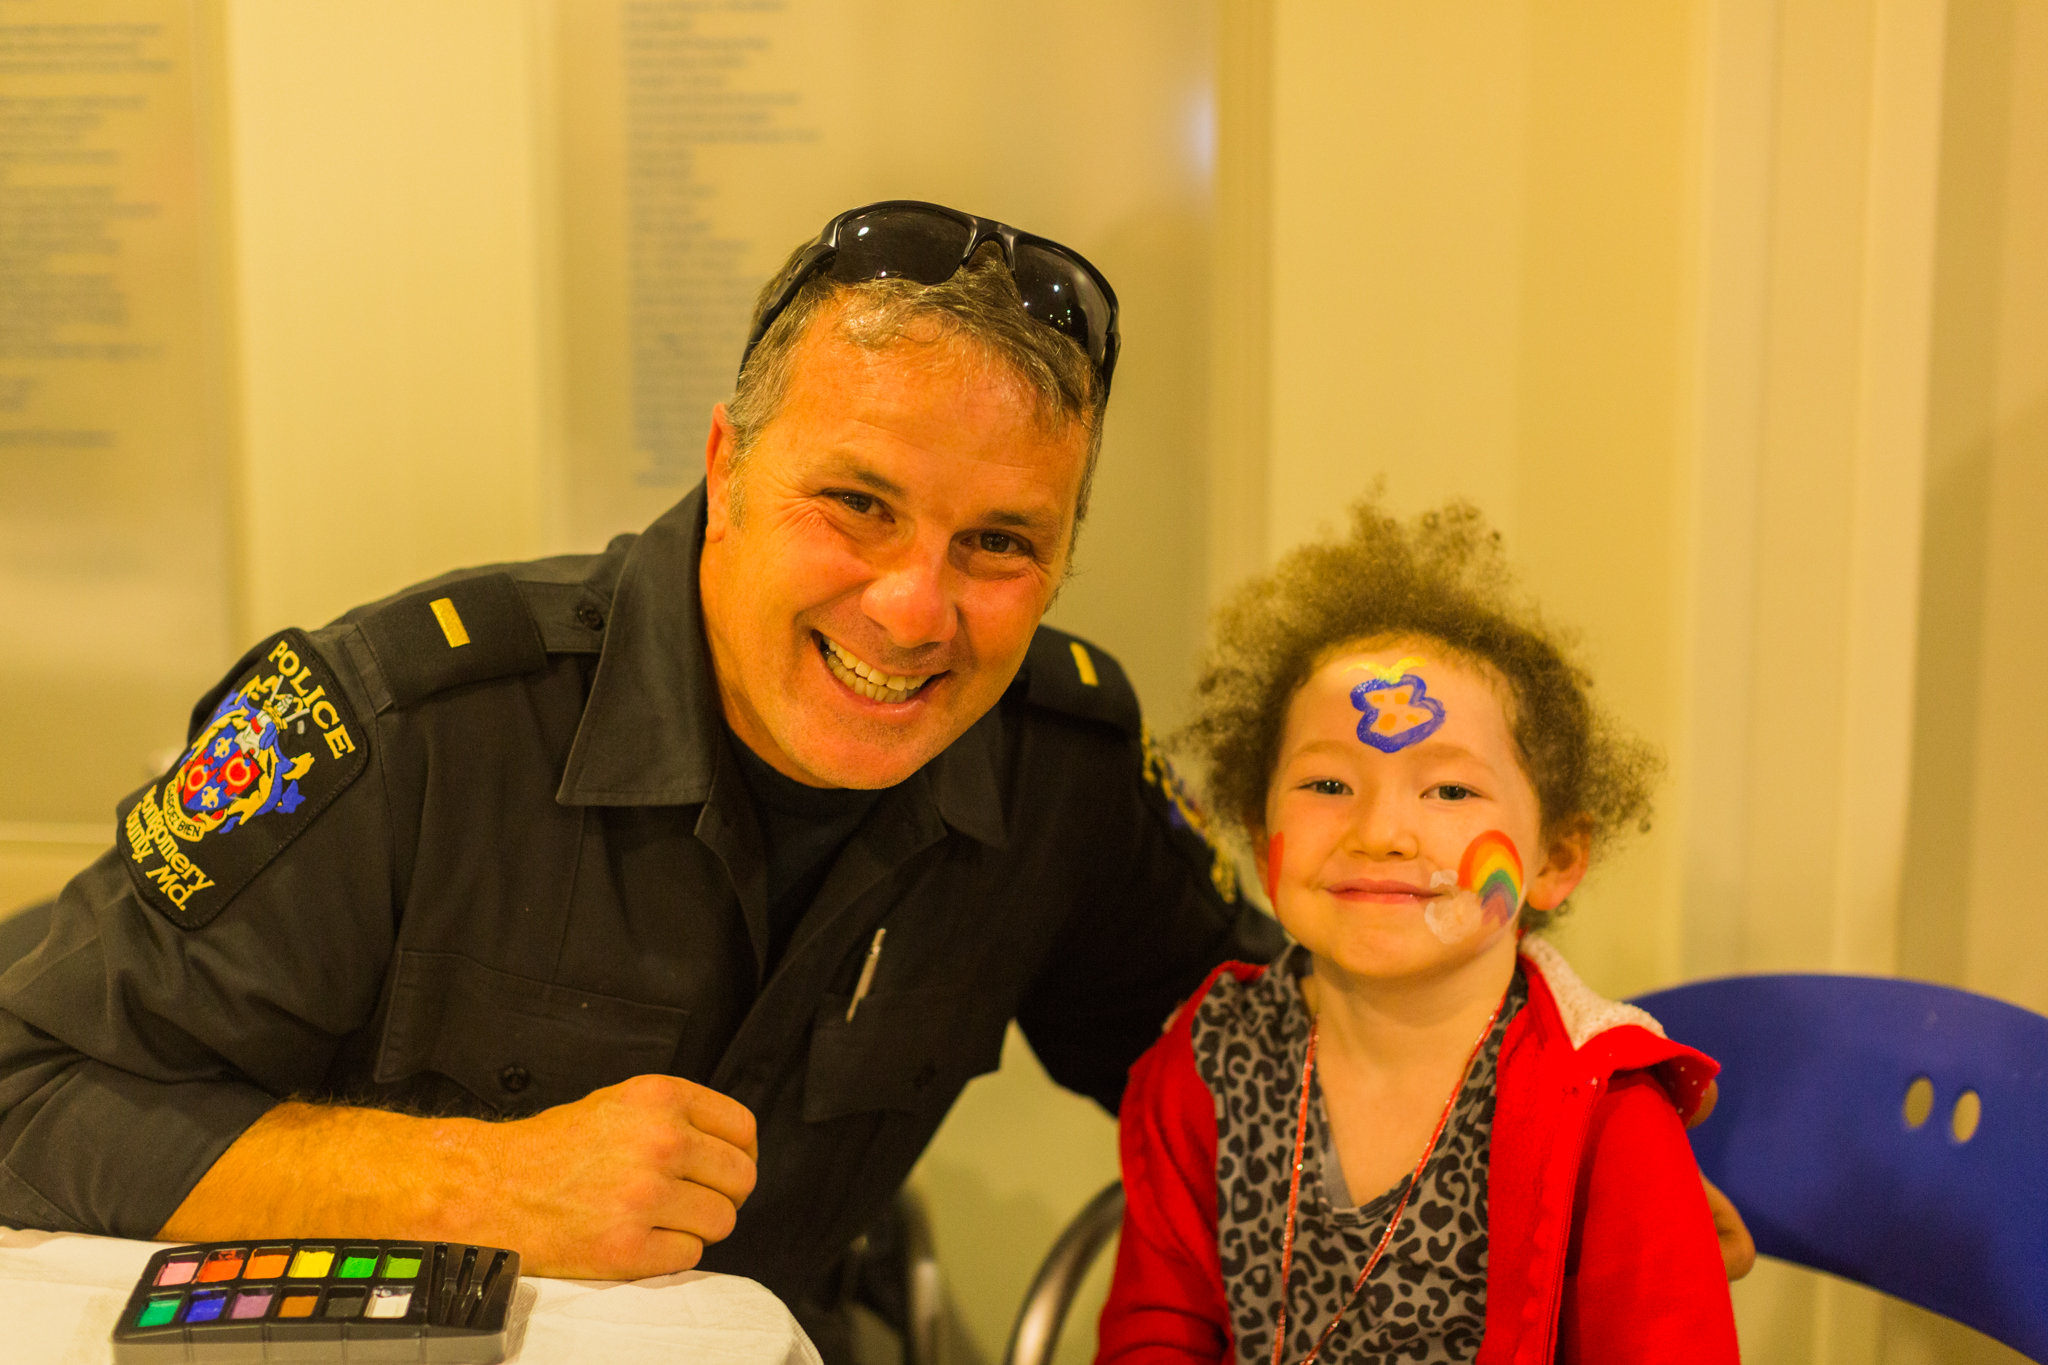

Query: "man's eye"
left=834, top=492, right=877, bottom=515
left=1430, top=783, right=1476, bottom=801
left=1303, top=778, right=1350, bottom=796
left=975, top=530, right=1027, bottom=556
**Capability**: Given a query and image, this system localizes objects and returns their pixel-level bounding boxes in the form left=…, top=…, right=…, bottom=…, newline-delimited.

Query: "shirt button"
left=575, top=604, right=605, bottom=631
left=499, top=1064, right=532, bottom=1094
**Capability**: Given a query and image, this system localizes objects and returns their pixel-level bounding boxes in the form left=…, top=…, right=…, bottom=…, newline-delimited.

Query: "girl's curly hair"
left=1177, top=496, right=1660, bottom=929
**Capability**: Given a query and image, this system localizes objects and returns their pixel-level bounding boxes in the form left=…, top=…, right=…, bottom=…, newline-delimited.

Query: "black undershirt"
left=726, top=732, right=891, bottom=970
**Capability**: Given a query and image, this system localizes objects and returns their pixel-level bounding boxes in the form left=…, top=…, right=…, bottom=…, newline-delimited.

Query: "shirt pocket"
left=374, top=950, right=690, bottom=1115
left=803, top=985, right=1006, bottom=1123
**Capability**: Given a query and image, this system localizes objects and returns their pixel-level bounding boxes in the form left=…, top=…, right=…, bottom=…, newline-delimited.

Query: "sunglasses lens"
left=1012, top=242, right=1112, bottom=363
left=828, top=209, right=974, bottom=285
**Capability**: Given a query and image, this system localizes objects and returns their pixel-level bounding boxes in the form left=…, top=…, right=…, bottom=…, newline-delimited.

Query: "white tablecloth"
left=0, top=1228, right=823, bottom=1365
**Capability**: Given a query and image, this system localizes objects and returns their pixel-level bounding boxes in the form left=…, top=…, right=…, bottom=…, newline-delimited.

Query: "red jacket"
left=1097, top=937, right=1739, bottom=1365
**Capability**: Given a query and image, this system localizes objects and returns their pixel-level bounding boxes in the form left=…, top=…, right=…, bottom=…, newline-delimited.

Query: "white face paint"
left=1428, top=869, right=1457, bottom=888
left=1423, top=890, right=1484, bottom=944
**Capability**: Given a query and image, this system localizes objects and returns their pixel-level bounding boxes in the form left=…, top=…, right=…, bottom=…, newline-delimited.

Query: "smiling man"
left=0, top=202, right=1280, bottom=1356
left=698, top=292, right=1083, bottom=792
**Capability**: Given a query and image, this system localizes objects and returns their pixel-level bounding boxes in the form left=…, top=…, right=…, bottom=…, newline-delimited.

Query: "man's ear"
left=704, top=403, right=738, bottom=542
left=1524, top=817, right=1591, bottom=912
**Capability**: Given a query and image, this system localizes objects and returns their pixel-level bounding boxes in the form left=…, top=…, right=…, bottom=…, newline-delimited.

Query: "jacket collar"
left=1515, top=934, right=1718, bottom=1123
left=1516, top=935, right=1667, bottom=1049
left=554, top=483, right=1007, bottom=847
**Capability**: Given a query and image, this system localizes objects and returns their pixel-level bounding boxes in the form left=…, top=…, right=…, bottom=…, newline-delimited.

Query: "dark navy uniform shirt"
left=0, top=485, right=1280, bottom=1310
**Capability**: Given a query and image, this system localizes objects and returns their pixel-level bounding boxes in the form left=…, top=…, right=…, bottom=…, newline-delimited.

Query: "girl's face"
left=1258, top=642, right=1589, bottom=988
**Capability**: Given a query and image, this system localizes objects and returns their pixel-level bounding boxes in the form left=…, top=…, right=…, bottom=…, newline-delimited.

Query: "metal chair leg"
left=1001, top=1181, right=1124, bottom=1365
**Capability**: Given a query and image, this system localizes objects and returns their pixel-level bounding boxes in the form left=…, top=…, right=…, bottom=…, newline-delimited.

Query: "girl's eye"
left=1302, top=778, right=1351, bottom=797
left=1430, top=783, right=1476, bottom=802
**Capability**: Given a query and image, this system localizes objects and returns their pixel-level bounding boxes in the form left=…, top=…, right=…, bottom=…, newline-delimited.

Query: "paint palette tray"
left=113, top=1239, right=520, bottom=1362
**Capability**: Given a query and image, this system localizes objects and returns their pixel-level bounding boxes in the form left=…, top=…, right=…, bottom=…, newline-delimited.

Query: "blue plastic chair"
left=1632, top=974, right=2048, bottom=1361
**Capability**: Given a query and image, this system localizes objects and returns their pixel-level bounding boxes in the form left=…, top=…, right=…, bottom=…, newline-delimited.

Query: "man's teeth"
left=823, top=639, right=934, bottom=702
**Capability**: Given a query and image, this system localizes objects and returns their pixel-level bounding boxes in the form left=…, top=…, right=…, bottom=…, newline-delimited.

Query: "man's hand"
left=160, top=1074, right=758, bottom=1282
left=1700, top=1175, right=1757, bottom=1281
left=483, top=1074, right=759, bottom=1279
left=1684, top=1080, right=1757, bottom=1280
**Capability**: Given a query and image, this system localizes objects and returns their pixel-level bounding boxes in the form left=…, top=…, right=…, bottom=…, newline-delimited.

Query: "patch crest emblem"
left=1140, top=726, right=1240, bottom=903
left=118, top=630, right=368, bottom=927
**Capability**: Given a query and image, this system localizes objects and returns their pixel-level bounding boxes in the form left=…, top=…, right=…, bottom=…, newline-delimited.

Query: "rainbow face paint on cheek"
left=1347, top=658, right=1447, bottom=753
left=1458, top=830, right=1524, bottom=928
left=1263, top=832, right=1284, bottom=905
left=1423, top=833, right=1525, bottom=944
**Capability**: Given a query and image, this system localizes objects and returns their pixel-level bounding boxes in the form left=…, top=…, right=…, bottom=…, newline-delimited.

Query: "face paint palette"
left=113, top=1239, right=520, bottom=1363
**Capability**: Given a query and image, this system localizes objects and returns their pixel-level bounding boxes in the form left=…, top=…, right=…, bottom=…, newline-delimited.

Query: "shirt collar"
left=554, top=483, right=1008, bottom=847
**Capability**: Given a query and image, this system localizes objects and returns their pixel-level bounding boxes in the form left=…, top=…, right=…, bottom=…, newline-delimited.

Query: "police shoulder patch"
left=1018, top=626, right=1140, bottom=736
left=117, top=629, right=369, bottom=929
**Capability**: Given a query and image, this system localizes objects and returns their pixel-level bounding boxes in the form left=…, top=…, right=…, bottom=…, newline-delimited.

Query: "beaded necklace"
left=1270, top=991, right=1507, bottom=1365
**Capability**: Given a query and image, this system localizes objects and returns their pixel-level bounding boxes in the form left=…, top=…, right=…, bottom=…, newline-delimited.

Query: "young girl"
left=1098, top=501, right=1739, bottom=1365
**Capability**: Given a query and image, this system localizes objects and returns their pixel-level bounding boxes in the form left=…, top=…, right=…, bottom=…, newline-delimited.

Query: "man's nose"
left=862, top=537, right=959, bottom=651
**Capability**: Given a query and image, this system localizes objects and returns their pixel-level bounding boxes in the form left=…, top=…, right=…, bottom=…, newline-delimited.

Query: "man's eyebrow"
left=824, top=463, right=907, bottom=500
left=981, top=505, right=1063, bottom=538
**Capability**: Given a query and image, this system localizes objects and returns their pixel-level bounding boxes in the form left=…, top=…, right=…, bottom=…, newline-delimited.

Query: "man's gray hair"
left=725, top=241, right=1107, bottom=525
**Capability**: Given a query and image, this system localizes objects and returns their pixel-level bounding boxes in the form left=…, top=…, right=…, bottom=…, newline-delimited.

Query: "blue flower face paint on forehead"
left=1348, top=656, right=1447, bottom=752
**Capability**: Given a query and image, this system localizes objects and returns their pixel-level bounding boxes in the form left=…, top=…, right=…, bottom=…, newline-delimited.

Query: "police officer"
left=0, top=202, right=1280, bottom=1329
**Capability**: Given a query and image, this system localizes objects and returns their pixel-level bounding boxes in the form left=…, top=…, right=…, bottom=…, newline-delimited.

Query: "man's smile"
left=816, top=632, right=943, bottom=704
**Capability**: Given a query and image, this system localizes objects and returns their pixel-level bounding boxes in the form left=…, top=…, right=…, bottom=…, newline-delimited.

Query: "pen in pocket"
left=846, top=927, right=887, bottom=1022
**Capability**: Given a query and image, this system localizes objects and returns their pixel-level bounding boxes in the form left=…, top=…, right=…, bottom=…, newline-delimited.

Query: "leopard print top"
left=1193, top=949, right=1527, bottom=1365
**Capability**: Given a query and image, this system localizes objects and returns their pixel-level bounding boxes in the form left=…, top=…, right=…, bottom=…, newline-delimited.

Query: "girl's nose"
left=1344, top=789, right=1419, bottom=860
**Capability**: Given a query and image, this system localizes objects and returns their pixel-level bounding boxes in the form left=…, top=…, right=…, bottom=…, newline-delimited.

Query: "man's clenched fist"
left=477, top=1074, right=760, bottom=1279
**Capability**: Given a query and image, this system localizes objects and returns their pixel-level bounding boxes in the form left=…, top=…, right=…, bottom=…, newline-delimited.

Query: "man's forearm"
left=156, top=1075, right=760, bottom=1281
left=157, top=1101, right=495, bottom=1246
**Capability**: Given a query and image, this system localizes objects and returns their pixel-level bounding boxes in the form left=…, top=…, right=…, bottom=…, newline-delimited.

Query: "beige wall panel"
left=0, top=0, right=235, bottom=825
left=1957, top=3, right=2048, bottom=1017
left=1510, top=2, right=1693, bottom=996
left=1266, top=2, right=1531, bottom=552
left=0, top=832, right=102, bottom=922
left=1898, top=0, right=2016, bottom=996
left=1205, top=0, right=1275, bottom=608
left=225, top=1, right=549, bottom=637
left=1738, top=0, right=1876, bottom=977
left=1675, top=0, right=1777, bottom=982
left=1826, top=0, right=1942, bottom=979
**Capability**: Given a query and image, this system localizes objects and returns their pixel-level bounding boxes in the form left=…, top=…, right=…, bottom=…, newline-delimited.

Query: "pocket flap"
left=376, top=950, right=689, bottom=1114
left=804, top=987, right=1005, bottom=1123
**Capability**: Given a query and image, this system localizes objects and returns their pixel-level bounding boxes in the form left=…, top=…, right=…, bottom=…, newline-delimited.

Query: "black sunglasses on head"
left=737, top=200, right=1121, bottom=398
